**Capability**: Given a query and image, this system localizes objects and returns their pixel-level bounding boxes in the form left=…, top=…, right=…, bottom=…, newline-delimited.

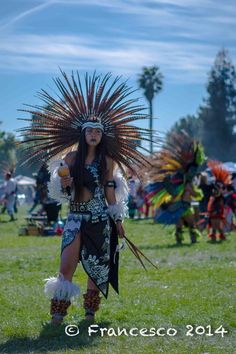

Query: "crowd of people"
left=125, top=132, right=236, bottom=245
left=127, top=178, right=154, bottom=219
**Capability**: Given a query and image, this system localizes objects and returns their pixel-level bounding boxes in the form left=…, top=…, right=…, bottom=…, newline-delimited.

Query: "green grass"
left=0, top=207, right=236, bottom=354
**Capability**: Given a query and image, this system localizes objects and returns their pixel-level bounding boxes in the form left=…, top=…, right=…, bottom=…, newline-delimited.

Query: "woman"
left=18, top=71, right=154, bottom=325
left=46, top=121, right=126, bottom=324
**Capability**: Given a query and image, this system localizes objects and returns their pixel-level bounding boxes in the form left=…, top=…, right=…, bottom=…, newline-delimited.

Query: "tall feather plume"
left=146, top=131, right=205, bottom=208
left=17, top=70, right=156, bottom=169
left=207, top=160, right=231, bottom=185
left=149, top=130, right=205, bottom=182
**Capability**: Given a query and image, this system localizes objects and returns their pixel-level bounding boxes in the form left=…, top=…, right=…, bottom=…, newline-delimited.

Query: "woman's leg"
left=46, top=233, right=81, bottom=325
left=60, top=232, right=81, bottom=281
left=87, top=277, right=99, bottom=290
left=83, top=277, right=101, bottom=321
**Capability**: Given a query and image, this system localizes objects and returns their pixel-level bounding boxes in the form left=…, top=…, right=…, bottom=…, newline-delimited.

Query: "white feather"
left=47, top=159, right=70, bottom=203
left=107, top=202, right=128, bottom=221
left=113, top=168, right=129, bottom=202
left=44, top=274, right=80, bottom=301
left=107, top=168, right=129, bottom=221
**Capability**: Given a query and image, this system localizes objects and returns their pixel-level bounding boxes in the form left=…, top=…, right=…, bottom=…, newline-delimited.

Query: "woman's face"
left=85, top=127, right=103, bottom=146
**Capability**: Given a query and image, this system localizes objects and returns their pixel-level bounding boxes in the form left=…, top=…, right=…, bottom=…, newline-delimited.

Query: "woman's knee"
left=59, top=233, right=81, bottom=279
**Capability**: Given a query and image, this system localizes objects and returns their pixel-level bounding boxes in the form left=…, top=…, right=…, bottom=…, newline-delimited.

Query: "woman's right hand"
left=60, top=176, right=73, bottom=188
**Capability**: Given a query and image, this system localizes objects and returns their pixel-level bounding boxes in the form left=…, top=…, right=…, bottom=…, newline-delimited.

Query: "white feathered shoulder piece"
left=113, top=168, right=129, bottom=203
left=108, top=168, right=129, bottom=222
left=47, top=159, right=70, bottom=203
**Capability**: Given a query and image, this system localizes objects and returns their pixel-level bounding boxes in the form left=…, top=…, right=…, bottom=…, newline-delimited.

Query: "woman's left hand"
left=116, top=221, right=125, bottom=238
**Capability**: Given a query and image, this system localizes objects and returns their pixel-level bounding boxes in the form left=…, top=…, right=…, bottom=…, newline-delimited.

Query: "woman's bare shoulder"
left=64, top=151, right=77, bottom=166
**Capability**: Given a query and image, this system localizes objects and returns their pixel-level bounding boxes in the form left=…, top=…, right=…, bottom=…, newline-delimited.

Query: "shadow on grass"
left=128, top=218, right=154, bottom=224
left=140, top=243, right=193, bottom=250
left=206, top=240, right=226, bottom=245
left=0, top=320, right=110, bottom=354
left=139, top=238, right=227, bottom=251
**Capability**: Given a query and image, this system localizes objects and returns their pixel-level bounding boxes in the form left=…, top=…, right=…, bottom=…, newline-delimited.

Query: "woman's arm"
left=104, top=157, right=125, bottom=237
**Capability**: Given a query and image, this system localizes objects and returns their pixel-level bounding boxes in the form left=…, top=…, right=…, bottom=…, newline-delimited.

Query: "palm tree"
left=138, top=66, right=163, bottom=154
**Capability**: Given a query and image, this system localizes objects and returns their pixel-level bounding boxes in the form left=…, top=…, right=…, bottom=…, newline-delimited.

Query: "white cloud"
left=0, top=1, right=55, bottom=30
left=0, top=0, right=235, bottom=84
left=2, top=0, right=236, bottom=33
left=0, top=34, right=225, bottom=83
left=50, top=0, right=236, bottom=47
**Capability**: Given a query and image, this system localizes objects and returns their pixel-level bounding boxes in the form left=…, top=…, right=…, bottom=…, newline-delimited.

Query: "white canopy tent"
left=15, top=175, right=36, bottom=186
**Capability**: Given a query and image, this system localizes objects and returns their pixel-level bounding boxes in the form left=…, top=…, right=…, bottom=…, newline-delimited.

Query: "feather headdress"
left=17, top=70, right=154, bottom=170
left=207, top=161, right=231, bottom=186
left=147, top=131, right=205, bottom=208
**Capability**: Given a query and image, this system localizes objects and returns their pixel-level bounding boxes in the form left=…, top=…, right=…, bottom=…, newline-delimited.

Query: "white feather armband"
left=108, top=169, right=129, bottom=221
left=47, top=159, right=70, bottom=203
left=113, top=168, right=129, bottom=202
left=108, top=202, right=128, bottom=222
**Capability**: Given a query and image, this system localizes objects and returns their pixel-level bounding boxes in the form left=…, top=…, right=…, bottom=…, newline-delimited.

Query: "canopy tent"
left=15, top=175, right=36, bottom=186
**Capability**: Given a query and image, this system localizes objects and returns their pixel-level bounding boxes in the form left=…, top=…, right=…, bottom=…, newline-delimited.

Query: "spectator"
left=1, top=172, right=17, bottom=221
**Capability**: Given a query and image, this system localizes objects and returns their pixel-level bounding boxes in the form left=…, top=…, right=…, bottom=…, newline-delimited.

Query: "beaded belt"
left=69, top=199, right=108, bottom=223
left=70, top=201, right=89, bottom=213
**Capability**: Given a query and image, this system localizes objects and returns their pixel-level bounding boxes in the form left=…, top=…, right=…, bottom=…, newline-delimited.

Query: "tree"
left=138, top=66, right=163, bottom=154
left=0, top=123, right=17, bottom=175
left=0, top=122, right=41, bottom=178
left=168, top=115, right=201, bottom=141
left=198, top=49, right=236, bottom=161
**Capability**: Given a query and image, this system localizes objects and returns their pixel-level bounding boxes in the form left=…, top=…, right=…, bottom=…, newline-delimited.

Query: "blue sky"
left=0, top=0, right=235, bottom=137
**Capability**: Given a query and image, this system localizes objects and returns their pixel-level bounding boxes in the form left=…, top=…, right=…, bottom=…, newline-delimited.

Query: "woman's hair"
left=70, top=129, right=108, bottom=199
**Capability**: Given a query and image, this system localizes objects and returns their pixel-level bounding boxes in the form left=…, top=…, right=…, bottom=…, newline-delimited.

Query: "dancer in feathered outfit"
left=18, top=70, right=157, bottom=324
left=147, top=131, right=205, bottom=244
left=206, top=161, right=231, bottom=241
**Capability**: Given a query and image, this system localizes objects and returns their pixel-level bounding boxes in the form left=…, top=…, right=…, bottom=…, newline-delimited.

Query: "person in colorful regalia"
left=206, top=161, right=232, bottom=241
left=147, top=131, right=205, bottom=244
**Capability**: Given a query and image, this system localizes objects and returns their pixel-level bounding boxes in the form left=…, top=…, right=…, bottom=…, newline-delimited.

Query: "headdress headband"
left=81, top=121, right=104, bottom=131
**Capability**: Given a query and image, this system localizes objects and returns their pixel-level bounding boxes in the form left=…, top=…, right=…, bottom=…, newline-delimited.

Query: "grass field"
left=0, top=207, right=236, bottom=354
